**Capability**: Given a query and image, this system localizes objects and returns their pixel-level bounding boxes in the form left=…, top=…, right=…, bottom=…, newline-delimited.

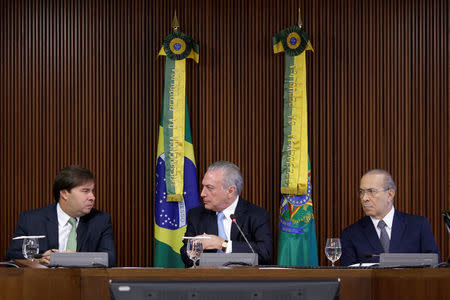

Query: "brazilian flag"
left=154, top=31, right=200, bottom=268
left=273, top=26, right=319, bottom=266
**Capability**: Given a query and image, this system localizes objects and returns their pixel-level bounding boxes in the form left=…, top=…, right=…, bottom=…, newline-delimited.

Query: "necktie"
left=217, top=212, right=227, bottom=253
left=66, top=217, right=77, bottom=252
left=377, top=220, right=390, bottom=253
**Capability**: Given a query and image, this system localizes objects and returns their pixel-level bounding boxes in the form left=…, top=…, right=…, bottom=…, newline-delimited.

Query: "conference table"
left=0, top=260, right=449, bottom=300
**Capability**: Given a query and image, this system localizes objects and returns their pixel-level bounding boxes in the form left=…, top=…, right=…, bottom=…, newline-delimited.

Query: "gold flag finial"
left=172, top=11, right=180, bottom=32
left=298, top=8, right=303, bottom=28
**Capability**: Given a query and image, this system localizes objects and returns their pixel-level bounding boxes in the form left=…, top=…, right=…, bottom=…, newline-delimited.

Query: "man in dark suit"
left=5, top=165, right=116, bottom=267
left=341, top=169, right=440, bottom=266
left=180, top=161, right=273, bottom=267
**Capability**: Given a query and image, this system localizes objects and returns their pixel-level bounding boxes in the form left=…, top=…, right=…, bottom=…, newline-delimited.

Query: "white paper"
left=12, top=235, right=46, bottom=240
left=348, top=263, right=378, bottom=267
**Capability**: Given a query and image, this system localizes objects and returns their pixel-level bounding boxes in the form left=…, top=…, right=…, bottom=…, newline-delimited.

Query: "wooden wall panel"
left=1, top=0, right=448, bottom=266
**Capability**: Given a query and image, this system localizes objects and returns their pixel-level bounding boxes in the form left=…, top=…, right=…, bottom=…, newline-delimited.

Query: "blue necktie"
left=217, top=212, right=227, bottom=253
left=378, top=220, right=390, bottom=253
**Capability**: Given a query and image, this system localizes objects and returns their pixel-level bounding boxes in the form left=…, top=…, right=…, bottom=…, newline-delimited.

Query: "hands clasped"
left=194, top=233, right=225, bottom=250
left=35, top=249, right=76, bottom=265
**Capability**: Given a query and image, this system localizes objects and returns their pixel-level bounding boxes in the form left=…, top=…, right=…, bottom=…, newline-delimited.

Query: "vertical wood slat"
left=1, top=0, right=448, bottom=266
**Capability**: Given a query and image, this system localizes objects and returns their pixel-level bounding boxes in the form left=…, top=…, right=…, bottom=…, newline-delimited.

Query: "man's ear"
left=388, top=189, right=395, bottom=203
left=60, top=189, right=69, bottom=201
left=227, top=185, right=236, bottom=197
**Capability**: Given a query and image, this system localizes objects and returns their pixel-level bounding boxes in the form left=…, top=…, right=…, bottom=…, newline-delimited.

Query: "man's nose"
left=361, top=193, right=369, bottom=202
left=200, top=187, right=206, bottom=197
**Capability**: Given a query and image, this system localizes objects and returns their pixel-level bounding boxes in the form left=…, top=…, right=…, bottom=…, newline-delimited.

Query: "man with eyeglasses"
left=340, top=169, right=440, bottom=266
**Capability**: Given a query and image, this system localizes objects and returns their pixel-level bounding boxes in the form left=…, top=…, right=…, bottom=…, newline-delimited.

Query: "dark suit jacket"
left=5, top=203, right=116, bottom=267
left=341, top=209, right=440, bottom=266
left=180, top=198, right=273, bottom=267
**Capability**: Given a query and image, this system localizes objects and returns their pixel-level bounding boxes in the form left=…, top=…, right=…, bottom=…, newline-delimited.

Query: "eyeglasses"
left=359, top=188, right=390, bottom=198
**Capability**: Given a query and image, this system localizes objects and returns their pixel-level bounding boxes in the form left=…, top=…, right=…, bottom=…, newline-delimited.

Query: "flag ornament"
left=273, top=25, right=313, bottom=196
left=273, top=26, right=312, bottom=56
left=274, top=12, right=318, bottom=266
left=157, top=29, right=199, bottom=202
left=160, top=31, right=199, bottom=63
left=279, top=178, right=313, bottom=234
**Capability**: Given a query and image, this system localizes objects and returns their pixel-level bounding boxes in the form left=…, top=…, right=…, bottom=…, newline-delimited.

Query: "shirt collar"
left=371, top=206, right=395, bottom=229
left=218, top=196, right=240, bottom=220
left=57, top=203, right=79, bottom=226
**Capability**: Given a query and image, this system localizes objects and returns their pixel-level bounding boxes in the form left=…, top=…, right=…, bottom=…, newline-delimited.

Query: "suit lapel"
left=361, top=217, right=384, bottom=253
left=389, top=210, right=406, bottom=252
left=230, top=198, right=249, bottom=240
left=45, top=204, right=60, bottom=249
left=203, top=209, right=218, bottom=236
left=76, top=216, right=89, bottom=252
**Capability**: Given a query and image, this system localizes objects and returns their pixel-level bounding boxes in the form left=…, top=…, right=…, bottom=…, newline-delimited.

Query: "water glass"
left=325, top=238, right=342, bottom=267
left=186, top=239, right=203, bottom=268
left=22, top=238, right=39, bottom=261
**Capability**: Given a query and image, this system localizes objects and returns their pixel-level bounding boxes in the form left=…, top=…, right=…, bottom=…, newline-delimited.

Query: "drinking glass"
left=186, top=239, right=203, bottom=268
left=325, top=238, right=342, bottom=267
left=22, top=238, right=39, bottom=261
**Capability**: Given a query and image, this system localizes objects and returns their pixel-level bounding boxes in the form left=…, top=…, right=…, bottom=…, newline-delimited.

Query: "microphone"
left=230, top=214, right=255, bottom=254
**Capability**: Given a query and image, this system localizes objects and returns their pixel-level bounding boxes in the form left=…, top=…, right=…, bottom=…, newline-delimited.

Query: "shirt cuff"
left=225, top=240, right=232, bottom=253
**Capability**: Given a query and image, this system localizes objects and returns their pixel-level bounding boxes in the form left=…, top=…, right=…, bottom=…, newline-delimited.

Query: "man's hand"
left=195, top=233, right=225, bottom=250
left=36, top=249, right=58, bottom=265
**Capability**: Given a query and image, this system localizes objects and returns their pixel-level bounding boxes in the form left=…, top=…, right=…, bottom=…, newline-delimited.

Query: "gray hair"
left=362, top=169, right=397, bottom=192
left=208, top=161, right=243, bottom=195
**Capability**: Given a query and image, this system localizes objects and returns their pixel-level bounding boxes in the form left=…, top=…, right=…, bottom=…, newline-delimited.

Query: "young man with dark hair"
left=5, top=165, right=116, bottom=266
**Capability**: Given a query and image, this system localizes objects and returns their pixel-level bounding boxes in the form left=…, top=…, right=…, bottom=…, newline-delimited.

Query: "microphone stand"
left=230, top=214, right=256, bottom=254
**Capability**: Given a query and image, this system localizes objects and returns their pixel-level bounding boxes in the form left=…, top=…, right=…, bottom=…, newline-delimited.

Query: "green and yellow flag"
left=273, top=25, right=318, bottom=266
left=154, top=23, right=200, bottom=268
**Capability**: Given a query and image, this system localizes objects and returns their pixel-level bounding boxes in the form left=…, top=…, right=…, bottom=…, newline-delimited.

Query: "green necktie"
left=66, top=217, right=77, bottom=252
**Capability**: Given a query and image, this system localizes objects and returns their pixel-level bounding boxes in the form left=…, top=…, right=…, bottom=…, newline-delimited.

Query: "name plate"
left=199, top=253, right=258, bottom=267
left=379, top=253, right=438, bottom=267
left=49, top=252, right=108, bottom=268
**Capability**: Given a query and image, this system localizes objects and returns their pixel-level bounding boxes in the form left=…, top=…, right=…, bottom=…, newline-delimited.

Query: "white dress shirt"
left=370, top=206, right=395, bottom=239
left=57, top=203, right=79, bottom=252
left=217, top=196, right=239, bottom=253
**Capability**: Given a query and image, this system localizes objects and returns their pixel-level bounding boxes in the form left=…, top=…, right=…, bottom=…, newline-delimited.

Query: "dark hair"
left=53, top=165, right=94, bottom=202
